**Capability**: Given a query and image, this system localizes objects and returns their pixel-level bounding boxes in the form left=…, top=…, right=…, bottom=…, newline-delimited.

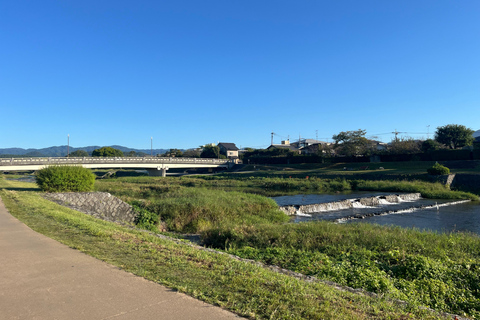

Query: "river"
left=272, top=192, right=480, bottom=235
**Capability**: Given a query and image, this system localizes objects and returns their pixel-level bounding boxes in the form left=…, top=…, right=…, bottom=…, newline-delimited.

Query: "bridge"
left=0, top=157, right=233, bottom=177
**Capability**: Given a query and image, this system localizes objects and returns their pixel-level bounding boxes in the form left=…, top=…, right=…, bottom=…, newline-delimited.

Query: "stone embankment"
left=279, top=193, right=422, bottom=216
left=44, top=192, right=137, bottom=224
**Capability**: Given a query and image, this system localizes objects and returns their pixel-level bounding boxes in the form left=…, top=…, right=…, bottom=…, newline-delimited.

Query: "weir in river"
left=278, top=193, right=473, bottom=226
left=279, top=193, right=422, bottom=215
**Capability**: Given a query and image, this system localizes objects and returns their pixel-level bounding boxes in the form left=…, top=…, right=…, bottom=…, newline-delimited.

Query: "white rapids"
left=279, top=193, right=422, bottom=216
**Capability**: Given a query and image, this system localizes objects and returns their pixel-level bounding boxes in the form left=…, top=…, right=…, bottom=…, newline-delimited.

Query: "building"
left=290, top=139, right=328, bottom=149
left=267, top=139, right=301, bottom=153
left=218, top=143, right=239, bottom=159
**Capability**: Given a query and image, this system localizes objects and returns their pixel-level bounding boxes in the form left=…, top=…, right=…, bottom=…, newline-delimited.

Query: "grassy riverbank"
left=94, top=174, right=479, bottom=318
left=203, top=222, right=480, bottom=318
left=235, top=160, right=480, bottom=176
left=0, top=177, right=447, bottom=319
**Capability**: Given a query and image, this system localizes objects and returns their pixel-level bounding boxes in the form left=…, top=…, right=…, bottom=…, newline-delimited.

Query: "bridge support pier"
left=146, top=167, right=169, bottom=177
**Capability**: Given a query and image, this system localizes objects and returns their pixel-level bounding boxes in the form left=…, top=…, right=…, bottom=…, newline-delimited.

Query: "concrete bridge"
left=0, top=157, right=233, bottom=177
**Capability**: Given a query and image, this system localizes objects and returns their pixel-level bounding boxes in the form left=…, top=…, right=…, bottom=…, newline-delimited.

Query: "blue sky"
left=1, top=1, right=479, bottom=150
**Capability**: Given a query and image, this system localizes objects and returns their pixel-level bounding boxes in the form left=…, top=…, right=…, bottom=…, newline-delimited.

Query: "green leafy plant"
left=427, top=163, right=450, bottom=175
left=132, top=202, right=159, bottom=231
left=35, top=165, right=96, bottom=192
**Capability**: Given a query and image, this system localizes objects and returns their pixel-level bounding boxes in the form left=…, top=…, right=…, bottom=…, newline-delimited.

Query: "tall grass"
left=354, top=179, right=478, bottom=200
left=95, top=175, right=478, bottom=235
left=136, top=188, right=290, bottom=233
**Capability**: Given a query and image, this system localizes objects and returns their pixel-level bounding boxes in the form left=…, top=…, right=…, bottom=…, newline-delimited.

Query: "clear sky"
left=1, top=1, right=479, bottom=150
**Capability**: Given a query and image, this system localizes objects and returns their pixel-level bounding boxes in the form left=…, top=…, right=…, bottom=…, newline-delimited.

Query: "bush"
left=427, top=163, right=450, bottom=175
left=132, top=202, right=159, bottom=232
left=35, top=165, right=96, bottom=192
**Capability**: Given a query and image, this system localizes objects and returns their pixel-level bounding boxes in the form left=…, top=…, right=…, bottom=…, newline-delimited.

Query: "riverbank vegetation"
left=0, top=177, right=446, bottom=320
left=203, top=222, right=480, bottom=318
left=95, top=174, right=480, bottom=317
left=95, top=174, right=479, bottom=203
left=2, top=170, right=480, bottom=318
left=35, top=165, right=95, bottom=192
left=95, top=174, right=479, bottom=318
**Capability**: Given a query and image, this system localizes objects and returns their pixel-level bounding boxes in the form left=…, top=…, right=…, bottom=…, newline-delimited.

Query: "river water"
left=272, top=192, right=480, bottom=235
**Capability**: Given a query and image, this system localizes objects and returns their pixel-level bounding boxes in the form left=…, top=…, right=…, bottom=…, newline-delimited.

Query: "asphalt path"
left=0, top=198, right=242, bottom=320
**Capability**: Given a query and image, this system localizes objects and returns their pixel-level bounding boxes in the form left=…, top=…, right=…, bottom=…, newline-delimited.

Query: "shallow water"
left=272, top=193, right=480, bottom=234
left=351, top=201, right=480, bottom=234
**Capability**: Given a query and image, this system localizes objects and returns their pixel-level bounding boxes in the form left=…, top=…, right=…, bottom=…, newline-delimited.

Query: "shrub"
left=132, top=202, right=159, bottom=232
left=35, top=165, right=96, bottom=192
left=427, top=163, right=450, bottom=175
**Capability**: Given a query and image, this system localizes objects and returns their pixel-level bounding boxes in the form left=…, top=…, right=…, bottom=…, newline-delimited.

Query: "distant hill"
left=0, top=145, right=168, bottom=157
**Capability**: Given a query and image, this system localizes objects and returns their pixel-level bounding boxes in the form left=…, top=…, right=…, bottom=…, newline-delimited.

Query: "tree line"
left=328, top=124, right=476, bottom=157
left=243, top=124, right=478, bottom=162
left=67, top=124, right=476, bottom=160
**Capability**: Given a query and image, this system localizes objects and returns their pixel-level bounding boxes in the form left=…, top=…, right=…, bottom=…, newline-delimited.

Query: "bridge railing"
left=0, top=157, right=230, bottom=167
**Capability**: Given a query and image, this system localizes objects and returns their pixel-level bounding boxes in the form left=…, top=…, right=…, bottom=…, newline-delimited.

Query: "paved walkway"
left=0, top=198, right=242, bottom=320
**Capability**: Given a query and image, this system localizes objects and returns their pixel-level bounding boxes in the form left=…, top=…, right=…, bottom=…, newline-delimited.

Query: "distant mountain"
left=0, top=145, right=168, bottom=157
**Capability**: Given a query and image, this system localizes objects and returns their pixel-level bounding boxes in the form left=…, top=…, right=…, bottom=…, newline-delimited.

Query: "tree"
left=162, top=149, right=183, bottom=157
left=332, top=129, right=368, bottom=157
left=68, top=150, right=89, bottom=157
left=92, top=147, right=124, bottom=157
left=183, top=149, right=201, bottom=158
left=200, top=145, right=225, bottom=158
left=421, top=139, right=441, bottom=152
left=389, top=137, right=421, bottom=154
left=435, top=124, right=474, bottom=149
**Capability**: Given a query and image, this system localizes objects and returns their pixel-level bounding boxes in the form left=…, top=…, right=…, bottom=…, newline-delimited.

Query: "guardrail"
left=0, top=157, right=230, bottom=167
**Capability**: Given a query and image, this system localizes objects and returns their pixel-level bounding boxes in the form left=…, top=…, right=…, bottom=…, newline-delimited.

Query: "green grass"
left=96, top=175, right=478, bottom=200
left=203, top=222, right=480, bottom=318
left=94, top=175, right=478, bottom=237
left=135, top=188, right=290, bottom=233
left=354, top=179, right=478, bottom=200
left=0, top=177, right=448, bottom=320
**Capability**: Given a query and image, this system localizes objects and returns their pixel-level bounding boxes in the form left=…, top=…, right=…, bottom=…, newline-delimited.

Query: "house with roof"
left=474, top=130, right=480, bottom=141
left=290, top=139, right=331, bottom=155
left=267, top=140, right=301, bottom=154
left=290, top=139, right=328, bottom=149
left=218, top=143, right=239, bottom=159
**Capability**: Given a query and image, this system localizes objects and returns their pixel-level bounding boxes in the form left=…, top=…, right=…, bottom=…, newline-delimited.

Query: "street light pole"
left=67, top=134, right=70, bottom=158
left=151, top=137, right=153, bottom=156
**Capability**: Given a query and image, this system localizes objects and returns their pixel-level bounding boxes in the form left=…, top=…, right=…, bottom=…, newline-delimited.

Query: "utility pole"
left=427, top=125, right=430, bottom=140
left=392, top=129, right=405, bottom=142
left=67, top=134, right=70, bottom=158
left=271, top=132, right=274, bottom=146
